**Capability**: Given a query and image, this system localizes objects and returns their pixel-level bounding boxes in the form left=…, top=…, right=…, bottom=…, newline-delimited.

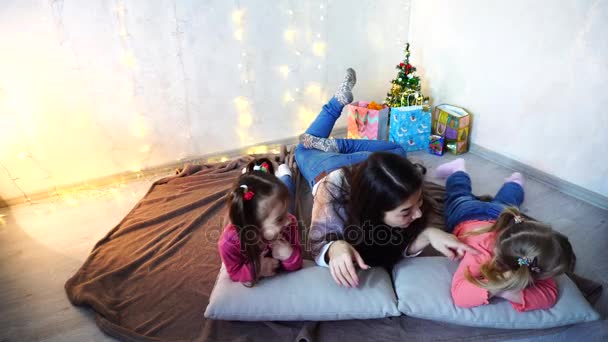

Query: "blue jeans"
left=444, top=171, right=525, bottom=232
left=279, top=175, right=295, bottom=214
left=295, top=97, right=406, bottom=188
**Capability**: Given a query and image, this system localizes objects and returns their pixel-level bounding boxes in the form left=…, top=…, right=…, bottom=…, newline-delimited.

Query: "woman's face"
left=382, top=188, right=423, bottom=228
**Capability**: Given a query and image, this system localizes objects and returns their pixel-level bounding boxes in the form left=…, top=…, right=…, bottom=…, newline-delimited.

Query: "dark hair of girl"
left=327, top=152, right=441, bottom=267
left=227, top=159, right=289, bottom=285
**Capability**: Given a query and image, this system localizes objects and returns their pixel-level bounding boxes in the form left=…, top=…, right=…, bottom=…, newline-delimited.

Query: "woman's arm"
left=309, top=178, right=346, bottom=266
left=407, top=227, right=477, bottom=259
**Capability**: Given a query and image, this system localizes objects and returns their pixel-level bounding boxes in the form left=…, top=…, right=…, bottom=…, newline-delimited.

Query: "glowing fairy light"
left=283, top=91, right=295, bottom=103
left=239, top=112, right=253, bottom=126
left=220, top=157, right=228, bottom=162
left=306, top=83, right=322, bottom=96
left=279, top=65, right=290, bottom=78
left=295, top=50, right=301, bottom=56
left=129, top=164, right=142, bottom=172
left=234, top=96, right=249, bottom=112
left=114, top=3, right=126, bottom=15
left=18, top=152, right=29, bottom=160
left=238, top=63, right=243, bottom=69
left=121, top=52, right=137, bottom=69
left=312, top=41, right=326, bottom=56
left=284, top=29, right=296, bottom=43
left=320, top=16, right=324, bottom=21
left=133, top=116, right=148, bottom=138
left=298, top=107, right=315, bottom=125
left=119, top=28, right=128, bottom=37
left=247, top=145, right=268, bottom=154
left=288, top=9, right=293, bottom=15
left=139, top=145, right=150, bottom=153
left=232, top=9, right=245, bottom=25
left=234, top=28, right=244, bottom=41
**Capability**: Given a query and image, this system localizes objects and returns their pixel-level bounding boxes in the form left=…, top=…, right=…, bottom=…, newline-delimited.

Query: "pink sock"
left=505, top=172, right=524, bottom=186
left=434, top=158, right=466, bottom=178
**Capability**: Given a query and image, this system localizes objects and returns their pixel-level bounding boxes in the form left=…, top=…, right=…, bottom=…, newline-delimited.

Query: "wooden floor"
left=1, top=149, right=606, bottom=341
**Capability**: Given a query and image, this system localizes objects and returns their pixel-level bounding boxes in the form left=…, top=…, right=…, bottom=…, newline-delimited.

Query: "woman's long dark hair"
left=328, top=152, right=439, bottom=267
left=227, top=158, right=289, bottom=285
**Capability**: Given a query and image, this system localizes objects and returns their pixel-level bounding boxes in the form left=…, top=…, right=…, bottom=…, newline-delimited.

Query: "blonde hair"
left=464, top=207, right=576, bottom=293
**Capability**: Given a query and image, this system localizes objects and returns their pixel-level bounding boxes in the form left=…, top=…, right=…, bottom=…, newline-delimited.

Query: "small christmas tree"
left=385, top=43, right=428, bottom=107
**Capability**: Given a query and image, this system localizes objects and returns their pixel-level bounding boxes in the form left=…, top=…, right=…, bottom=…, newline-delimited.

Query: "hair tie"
left=239, top=185, right=255, bottom=201
left=517, top=256, right=541, bottom=273
left=253, top=162, right=270, bottom=173
left=513, top=215, right=523, bottom=224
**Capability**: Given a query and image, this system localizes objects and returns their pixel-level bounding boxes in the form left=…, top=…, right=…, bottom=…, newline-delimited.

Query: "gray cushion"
left=393, top=257, right=600, bottom=329
left=205, top=260, right=400, bottom=321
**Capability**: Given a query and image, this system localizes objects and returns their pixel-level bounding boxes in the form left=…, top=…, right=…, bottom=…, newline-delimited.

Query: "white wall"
left=0, top=0, right=412, bottom=200
left=409, top=0, right=608, bottom=197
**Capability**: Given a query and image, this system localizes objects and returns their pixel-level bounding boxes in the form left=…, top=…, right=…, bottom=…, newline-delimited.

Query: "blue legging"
left=295, top=97, right=406, bottom=188
left=444, top=171, right=525, bottom=232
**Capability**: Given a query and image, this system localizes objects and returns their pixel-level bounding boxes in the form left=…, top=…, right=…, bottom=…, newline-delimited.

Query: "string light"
left=234, top=28, right=243, bottom=41
left=312, top=41, right=326, bottom=56
left=283, top=92, right=295, bottom=103
left=279, top=65, right=290, bottom=78
left=284, top=29, right=296, bottom=43
left=231, top=9, right=245, bottom=24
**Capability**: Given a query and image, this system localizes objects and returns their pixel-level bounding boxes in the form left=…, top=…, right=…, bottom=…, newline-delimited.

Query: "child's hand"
left=495, top=289, right=523, bottom=303
left=271, top=238, right=293, bottom=261
left=259, top=255, right=279, bottom=278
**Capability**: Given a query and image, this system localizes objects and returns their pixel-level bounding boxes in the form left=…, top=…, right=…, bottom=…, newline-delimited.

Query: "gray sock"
left=334, top=68, right=356, bottom=105
left=299, top=133, right=339, bottom=153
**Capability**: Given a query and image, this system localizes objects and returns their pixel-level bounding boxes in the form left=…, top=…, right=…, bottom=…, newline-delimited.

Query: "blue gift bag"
left=389, top=105, right=432, bottom=152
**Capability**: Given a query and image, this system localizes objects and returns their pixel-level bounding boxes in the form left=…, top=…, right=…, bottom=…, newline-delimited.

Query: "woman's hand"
left=327, top=240, right=370, bottom=288
left=271, top=238, right=293, bottom=261
left=259, top=255, right=279, bottom=278
left=425, top=228, right=478, bottom=260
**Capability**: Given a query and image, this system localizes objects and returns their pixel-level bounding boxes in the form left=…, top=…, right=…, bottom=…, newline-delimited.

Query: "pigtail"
left=245, top=158, right=275, bottom=174
left=465, top=257, right=533, bottom=293
left=465, top=207, right=576, bottom=293
left=228, top=184, right=261, bottom=284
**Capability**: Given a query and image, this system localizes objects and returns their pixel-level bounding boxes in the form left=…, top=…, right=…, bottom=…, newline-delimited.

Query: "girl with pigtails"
left=435, top=158, right=576, bottom=311
left=218, top=158, right=302, bottom=287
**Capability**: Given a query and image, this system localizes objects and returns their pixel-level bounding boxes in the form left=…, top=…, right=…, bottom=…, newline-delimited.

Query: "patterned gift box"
left=346, top=101, right=390, bottom=140
left=428, top=134, right=445, bottom=156
left=432, top=104, right=471, bottom=155
left=388, top=105, right=432, bottom=152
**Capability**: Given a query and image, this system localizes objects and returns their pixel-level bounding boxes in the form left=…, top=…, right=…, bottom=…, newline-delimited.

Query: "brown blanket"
left=65, top=156, right=604, bottom=341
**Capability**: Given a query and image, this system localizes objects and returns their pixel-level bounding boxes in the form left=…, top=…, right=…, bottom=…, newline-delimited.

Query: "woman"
left=296, top=68, right=475, bottom=288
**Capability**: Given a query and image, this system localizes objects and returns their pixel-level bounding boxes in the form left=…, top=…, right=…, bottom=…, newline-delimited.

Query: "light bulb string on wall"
left=171, top=0, right=195, bottom=156
left=113, top=0, right=154, bottom=173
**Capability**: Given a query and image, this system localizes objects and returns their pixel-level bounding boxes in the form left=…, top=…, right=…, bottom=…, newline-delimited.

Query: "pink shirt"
left=451, top=220, right=558, bottom=312
left=218, top=213, right=303, bottom=283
